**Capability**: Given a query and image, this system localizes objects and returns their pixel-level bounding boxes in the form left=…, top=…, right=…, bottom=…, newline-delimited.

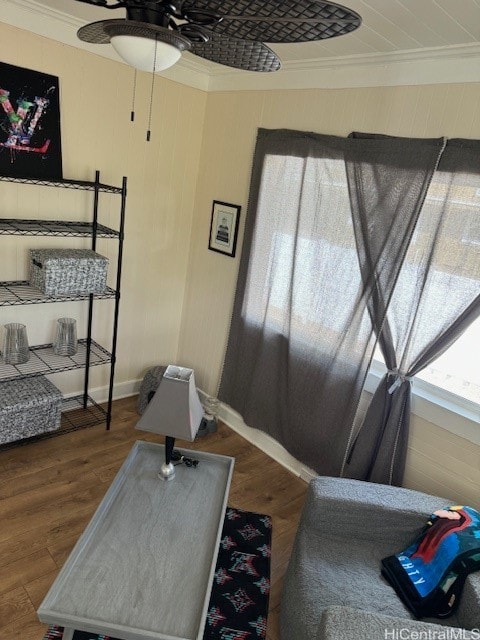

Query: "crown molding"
left=4, top=0, right=83, bottom=28
left=3, top=0, right=480, bottom=93
left=206, top=42, right=480, bottom=91
left=284, top=42, right=480, bottom=70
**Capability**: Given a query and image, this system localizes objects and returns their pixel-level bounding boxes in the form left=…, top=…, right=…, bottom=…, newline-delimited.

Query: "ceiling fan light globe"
left=110, top=35, right=182, bottom=71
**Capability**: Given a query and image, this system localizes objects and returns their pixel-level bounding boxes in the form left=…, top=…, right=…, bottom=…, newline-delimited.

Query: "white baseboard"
left=198, top=389, right=313, bottom=484
left=64, top=378, right=143, bottom=404
left=81, top=381, right=313, bottom=483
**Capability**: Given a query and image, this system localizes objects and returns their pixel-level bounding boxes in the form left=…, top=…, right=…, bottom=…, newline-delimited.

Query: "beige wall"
left=179, top=84, right=480, bottom=391
left=406, top=414, right=479, bottom=509
left=178, top=84, right=480, bottom=507
left=0, top=22, right=207, bottom=395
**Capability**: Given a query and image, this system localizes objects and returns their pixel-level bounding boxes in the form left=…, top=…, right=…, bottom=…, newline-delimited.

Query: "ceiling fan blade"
left=190, top=33, right=281, bottom=72
left=77, top=19, right=191, bottom=51
left=78, top=19, right=114, bottom=43
left=181, top=0, right=361, bottom=43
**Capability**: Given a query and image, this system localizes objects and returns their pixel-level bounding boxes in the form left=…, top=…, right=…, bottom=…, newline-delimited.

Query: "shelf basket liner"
left=0, top=375, right=62, bottom=445
left=29, top=249, right=108, bottom=296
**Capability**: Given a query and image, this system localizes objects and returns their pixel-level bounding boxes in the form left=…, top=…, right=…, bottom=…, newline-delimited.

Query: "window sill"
left=365, top=361, right=480, bottom=446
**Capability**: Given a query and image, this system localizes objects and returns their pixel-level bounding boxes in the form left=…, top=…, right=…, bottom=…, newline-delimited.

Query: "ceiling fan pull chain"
left=131, top=68, right=137, bottom=122
left=146, top=34, right=158, bottom=142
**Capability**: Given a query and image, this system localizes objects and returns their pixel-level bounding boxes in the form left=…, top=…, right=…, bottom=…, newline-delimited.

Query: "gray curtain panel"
left=219, top=128, right=446, bottom=478
left=345, top=138, right=480, bottom=485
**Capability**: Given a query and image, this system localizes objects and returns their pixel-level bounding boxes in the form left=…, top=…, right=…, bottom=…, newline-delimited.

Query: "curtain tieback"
left=387, top=369, right=413, bottom=394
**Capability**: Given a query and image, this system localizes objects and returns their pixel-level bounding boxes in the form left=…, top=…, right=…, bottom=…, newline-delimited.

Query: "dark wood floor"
left=0, top=396, right=308, bottom=640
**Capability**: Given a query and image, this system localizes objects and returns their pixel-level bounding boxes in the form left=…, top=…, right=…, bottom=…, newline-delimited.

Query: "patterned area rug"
left=43, top=507, right=272, bottom=640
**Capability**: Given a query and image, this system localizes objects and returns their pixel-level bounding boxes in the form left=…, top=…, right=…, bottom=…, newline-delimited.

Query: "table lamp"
left=136, top=365, right=204, bottom=480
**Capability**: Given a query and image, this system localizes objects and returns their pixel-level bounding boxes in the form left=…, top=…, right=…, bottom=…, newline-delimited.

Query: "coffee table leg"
left=62, top=628, right=74, bottom=640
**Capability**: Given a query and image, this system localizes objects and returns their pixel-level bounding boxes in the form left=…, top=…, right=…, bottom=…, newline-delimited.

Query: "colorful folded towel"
left=382, top=505, right=480, bottom=619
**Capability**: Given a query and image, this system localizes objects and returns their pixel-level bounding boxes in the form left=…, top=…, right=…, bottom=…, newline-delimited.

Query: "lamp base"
left=159, top=436, right=176, bottom=480
left=159, top=461, right=175, bottom=481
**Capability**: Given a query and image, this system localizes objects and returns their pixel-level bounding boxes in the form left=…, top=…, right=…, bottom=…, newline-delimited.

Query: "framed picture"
left=208, top=200, right=241, bottom=257
left=0, top=62, right=63, bottom=180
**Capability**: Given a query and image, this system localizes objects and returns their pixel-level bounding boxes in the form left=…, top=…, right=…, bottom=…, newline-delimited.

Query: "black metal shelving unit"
left=0, top=339, right=111, bottom=381
left=0, top=281, right=117, bottom=306
left=0, top=171, right=127, bottom=448
left=0, top=219, right=119, bottom=238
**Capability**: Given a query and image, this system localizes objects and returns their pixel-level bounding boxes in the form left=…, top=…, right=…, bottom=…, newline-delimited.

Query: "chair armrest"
left=319, top=606, right=478, bottom=640
left=302, top=477, right=449, bottom=546
left=457, top=574, right=480, bottom=630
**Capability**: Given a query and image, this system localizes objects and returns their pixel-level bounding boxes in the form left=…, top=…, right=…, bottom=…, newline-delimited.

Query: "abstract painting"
left=0, top=62, right=62, bottom=180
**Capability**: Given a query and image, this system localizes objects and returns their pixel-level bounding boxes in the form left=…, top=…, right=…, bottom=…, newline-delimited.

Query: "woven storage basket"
left=29, top=249, right=108, bottom=296
left=0, top=376, right=62, bottom=445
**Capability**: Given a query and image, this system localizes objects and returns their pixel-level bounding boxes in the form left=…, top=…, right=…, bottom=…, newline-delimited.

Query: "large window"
left=397, top=169, right=479, bottom=410
left=220, top=129, right=479, bottom=484
left=259, top=154, right=480, bottom=411
left=416, top=316, right=480, bottom=405
left=243, top=153, right=364, bottom=350
left=415, top=179, right=480, bottom=407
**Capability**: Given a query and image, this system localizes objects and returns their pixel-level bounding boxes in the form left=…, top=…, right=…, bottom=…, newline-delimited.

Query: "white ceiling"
left=3, top=0, right=480, bottom=91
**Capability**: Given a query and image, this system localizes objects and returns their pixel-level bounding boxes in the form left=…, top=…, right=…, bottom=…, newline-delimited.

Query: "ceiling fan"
left=74, top=0, right=362, bottom=73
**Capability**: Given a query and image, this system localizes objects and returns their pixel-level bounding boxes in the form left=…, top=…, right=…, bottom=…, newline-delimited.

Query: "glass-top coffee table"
left=38, top=440, right=234, bottom=640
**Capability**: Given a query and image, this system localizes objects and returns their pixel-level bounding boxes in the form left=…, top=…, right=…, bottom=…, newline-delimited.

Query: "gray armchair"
left=281, top=477, right=480, bottom=640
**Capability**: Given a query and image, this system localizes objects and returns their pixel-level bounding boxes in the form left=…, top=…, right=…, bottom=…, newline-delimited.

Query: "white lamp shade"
left=110, top=35, right=182, bottom=72
left=136, top=365, right=204, bottom=441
